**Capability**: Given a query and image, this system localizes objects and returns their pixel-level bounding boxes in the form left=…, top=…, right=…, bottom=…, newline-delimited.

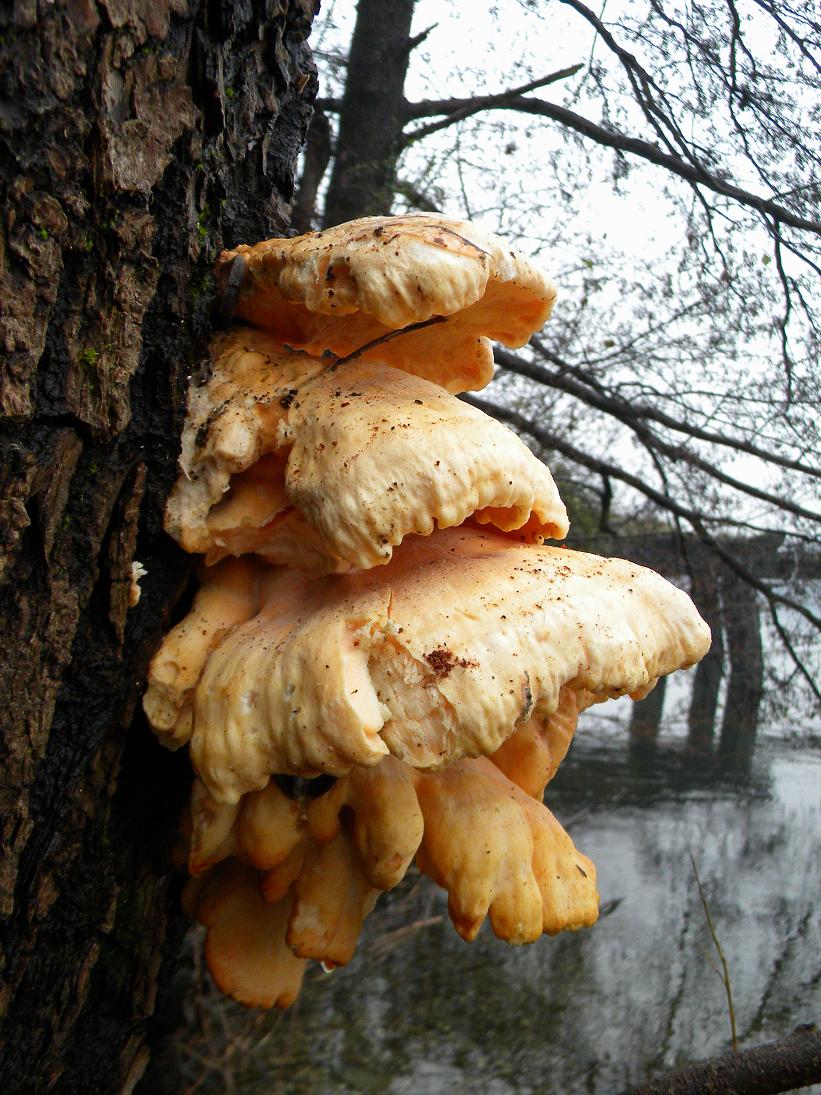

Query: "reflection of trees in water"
left=176, top=745, right=819, bottom=1094
left=717, top=567, right=765, bottom=766
left=629, top=675, right=667, bottom=755
left=550, top=735, right=772, bottom=813
left=740, top=903, right=817, bottom=1045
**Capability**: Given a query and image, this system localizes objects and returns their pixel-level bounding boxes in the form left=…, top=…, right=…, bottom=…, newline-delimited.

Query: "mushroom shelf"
left=145, top=213, right=711, bottom=1009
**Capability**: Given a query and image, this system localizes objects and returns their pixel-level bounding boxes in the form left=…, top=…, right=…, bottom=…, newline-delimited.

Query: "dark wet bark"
left=0, top=2, right=315, bottom=1091
left=321, top=0, right=414, bottom=225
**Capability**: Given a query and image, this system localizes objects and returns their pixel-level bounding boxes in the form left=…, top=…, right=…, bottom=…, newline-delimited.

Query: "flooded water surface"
left=179, top=727, right=820, bottom=1094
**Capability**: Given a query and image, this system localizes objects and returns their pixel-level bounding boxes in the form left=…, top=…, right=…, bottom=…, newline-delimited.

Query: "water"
left=178, top=728, right=820, bottom=1094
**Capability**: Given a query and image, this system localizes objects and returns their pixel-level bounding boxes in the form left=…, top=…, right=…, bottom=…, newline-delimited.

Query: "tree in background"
left=0, top=3, right=315, bottom=1090
left=295, top=0, right=820, bottom=746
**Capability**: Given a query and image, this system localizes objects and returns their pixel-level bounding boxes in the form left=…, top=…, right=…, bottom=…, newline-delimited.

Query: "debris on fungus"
left=144, top=212, right=710, bottom=1008
left=165, top=353, right=570, bottom=572
left=183, top=528, right=709, bottom=802
left=215, top=214, right=558, bottom=392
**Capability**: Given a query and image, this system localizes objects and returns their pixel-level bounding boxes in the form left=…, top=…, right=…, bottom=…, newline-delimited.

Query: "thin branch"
left=691, top=855, right=738, bottom=1052
left=464, top=394, right=821, bottom=645
left=325, top=315, right=449, bottom=369
left=495, top=346, right=821, bottom=479
left=771, top=217, right=796, bottom=401
left=402, top=95, right=820, bottom=235
left=393, top=176, right=444, bottom=212
left=404, top=68, right=585, bottom=120
left=402, top=66, right=583, bottom=144
left=748, top=0, right=821, bottom=74
left=405, top=22, right=437, bottom=54
left=767, top=600, right=821, bottom=704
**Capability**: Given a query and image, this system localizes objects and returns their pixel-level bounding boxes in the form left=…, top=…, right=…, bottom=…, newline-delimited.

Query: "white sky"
left=310, top=0, right=819, bottom=522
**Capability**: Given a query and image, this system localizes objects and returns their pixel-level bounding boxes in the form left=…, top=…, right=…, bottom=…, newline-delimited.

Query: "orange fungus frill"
left=144, top=213, right=710, bottom=1008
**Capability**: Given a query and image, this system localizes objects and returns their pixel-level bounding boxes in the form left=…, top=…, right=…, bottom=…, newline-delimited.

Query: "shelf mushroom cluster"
left=144, top=214, right=711, bottom=1008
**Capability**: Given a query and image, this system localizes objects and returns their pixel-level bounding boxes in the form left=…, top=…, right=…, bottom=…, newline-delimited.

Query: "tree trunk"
left=628, top=675, right=667, bottom=755
left=0, top=3, right=315, bottom=1092
left=719, top=567, right=764, bottom=767
left=322, top=0, right=415, bottom=225
left=686, top=558, right=725, bottom=756
left=291, top=107, right=332, bottom=231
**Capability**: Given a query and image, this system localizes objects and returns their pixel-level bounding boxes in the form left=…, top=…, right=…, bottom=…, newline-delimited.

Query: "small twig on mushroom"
left=326, top=314, right=449, bottom=369
left=690, top=853, right=738, bottom=1052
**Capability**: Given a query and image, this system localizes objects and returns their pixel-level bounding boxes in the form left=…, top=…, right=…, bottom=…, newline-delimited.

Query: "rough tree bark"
left=0, top=2, right=316, bottom=1092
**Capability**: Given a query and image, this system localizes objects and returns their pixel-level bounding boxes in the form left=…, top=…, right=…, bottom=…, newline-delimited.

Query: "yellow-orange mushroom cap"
left=166, top=349, right=569, bottom=572
left=413, top=756, right=599, bottom=944
left=142, top=557, right=263, bottom=750
left=193, top=860, right=307, bottom=1009
left=490, top=685, right=598, bottom=800
left=281, top=361, right=568, bottom=568
left=187, top=755, right=423, bottom=893
left=185, top=527, right=710, bottom=802
left=188, top=776, right=305, bottom=876
left=163, top=329, right=324, bottom=555
left=286, top=829, right=380, bottom=967
left=306, top=755, right=424, bottom=890
left=216, top=213, right=557, bottom=393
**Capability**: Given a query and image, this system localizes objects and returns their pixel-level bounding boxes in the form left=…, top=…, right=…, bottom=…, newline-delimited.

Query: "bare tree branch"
left=748, top=0, right=821, bottom=75
left=401, top=66, right=583, bottom=143
left=402, top=91, right=820, bottom=234
left=463, top=393, right=821, bottom=649
left=393, top=176, right=444, bottom=212
left=405, top=22, right=437, bottom=54
left=495, top=346, right=821, bottom=480
left=617, top=1023, right=821, bottom=1095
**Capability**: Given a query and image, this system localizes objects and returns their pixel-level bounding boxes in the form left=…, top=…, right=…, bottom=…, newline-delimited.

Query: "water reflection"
left=177, top=731, right=820, bottom=1094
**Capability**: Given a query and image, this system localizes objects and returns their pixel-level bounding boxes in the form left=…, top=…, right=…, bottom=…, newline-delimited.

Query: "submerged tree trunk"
left=687, top=559, right=725, bottom=756
left=0, top=3, right=315, bottom=1091
left=628, top=675, right=667, bottom=755
left=719, top=568, right=764, bottom=767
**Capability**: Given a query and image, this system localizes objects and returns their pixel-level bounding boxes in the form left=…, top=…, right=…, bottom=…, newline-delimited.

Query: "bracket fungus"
left=145, top=212, right=711, bottom=1009
left=215, top=214, right=557, bottom=392
left=165, top=346, right=569, bottom=571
